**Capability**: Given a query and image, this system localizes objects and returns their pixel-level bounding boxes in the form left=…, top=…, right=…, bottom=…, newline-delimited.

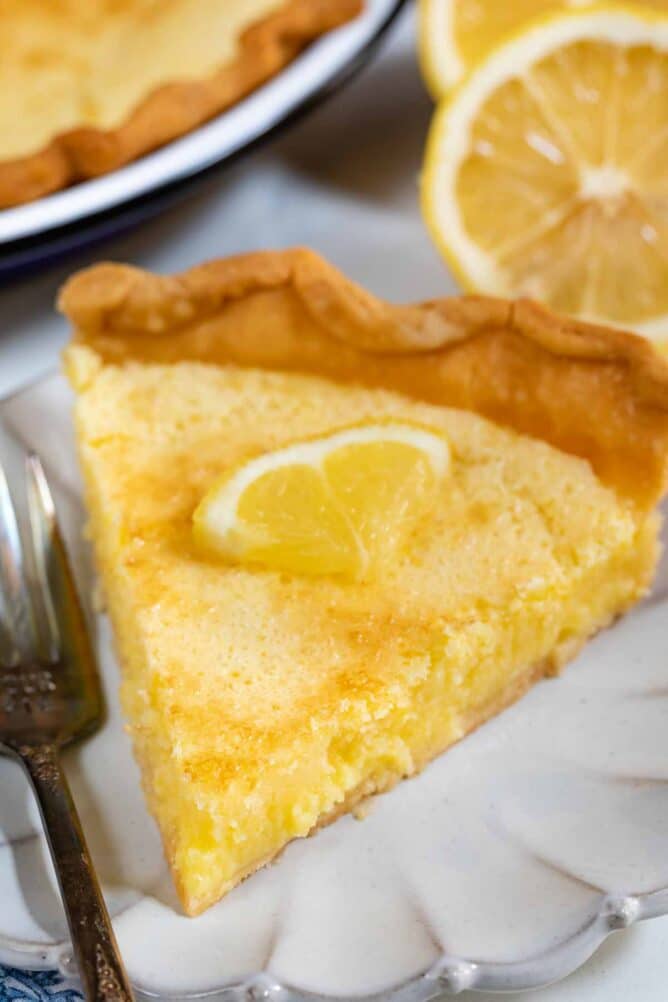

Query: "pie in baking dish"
left=59, top=249, right=668, bottom=915
left=0, top=0, right=361, bottom=208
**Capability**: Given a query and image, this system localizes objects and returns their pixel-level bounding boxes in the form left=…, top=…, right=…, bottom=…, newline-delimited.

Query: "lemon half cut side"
left=422, top=8, right=668, bottom=341
left=419, top=0, right=668, bottom=94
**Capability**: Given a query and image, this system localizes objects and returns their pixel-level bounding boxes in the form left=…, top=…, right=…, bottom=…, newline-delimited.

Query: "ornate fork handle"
left=14, top=743, right=134, bottom=1002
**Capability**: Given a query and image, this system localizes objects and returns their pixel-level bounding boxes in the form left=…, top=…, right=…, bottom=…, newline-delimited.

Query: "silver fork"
left=0, top=455, right=133, bottom=1002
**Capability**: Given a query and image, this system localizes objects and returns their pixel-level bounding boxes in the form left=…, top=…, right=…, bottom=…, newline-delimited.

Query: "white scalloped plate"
left=0, top=372, right=667, bottom=999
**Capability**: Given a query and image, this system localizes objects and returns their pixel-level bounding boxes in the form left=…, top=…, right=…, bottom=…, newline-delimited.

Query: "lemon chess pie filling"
left=60, top=249, right=668, bottom=916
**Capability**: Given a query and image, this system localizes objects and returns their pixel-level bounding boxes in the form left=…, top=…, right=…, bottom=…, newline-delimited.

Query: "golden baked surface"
left=60, top=250, right=668, bottom=916
left=0, top=1, right=361, bottom=207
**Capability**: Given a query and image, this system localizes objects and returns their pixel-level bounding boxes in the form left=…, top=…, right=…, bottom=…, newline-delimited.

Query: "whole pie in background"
left=0, top=0, right=361, bottom=208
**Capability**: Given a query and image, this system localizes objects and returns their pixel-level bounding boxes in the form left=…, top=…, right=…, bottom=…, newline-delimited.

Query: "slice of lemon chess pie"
left=59, top=249, right=668, bottom=916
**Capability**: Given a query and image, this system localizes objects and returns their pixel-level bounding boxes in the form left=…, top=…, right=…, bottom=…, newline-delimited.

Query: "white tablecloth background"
left=1, top=7, right=666, bottom=999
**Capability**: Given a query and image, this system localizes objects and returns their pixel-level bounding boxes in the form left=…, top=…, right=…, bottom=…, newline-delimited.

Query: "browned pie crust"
left=0, top=0, right=361, bottom=209
left=59, top=246, right=668, bottom=511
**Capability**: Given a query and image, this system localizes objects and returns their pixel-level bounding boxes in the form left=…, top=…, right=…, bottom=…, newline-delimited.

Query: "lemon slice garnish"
left=193, top=422, right=451, bottom=579
left=422, top=8, right=668, bottom=341
left=419, top=0, right=668, bottom=94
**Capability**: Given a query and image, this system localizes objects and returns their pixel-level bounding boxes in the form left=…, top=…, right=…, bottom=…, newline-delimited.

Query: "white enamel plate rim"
left=0, top=0, right=404, bottom=246
left=0, top=372, right=666, bottom=999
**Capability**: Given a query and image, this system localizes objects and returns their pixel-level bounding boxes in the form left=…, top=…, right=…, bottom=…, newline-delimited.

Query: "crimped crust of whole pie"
left=60, top=246, right=668, bottom=510
left=0, top=0, right=361, bottom=209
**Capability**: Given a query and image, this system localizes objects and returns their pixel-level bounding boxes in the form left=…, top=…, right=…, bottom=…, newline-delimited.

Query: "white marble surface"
left=0, top=6, right=666, bottom=999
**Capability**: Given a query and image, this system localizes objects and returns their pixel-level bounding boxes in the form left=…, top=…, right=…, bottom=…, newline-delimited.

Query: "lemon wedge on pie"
left=194, top=422, right=451, bottom=579
left=422, top=9, right=668, bottom=340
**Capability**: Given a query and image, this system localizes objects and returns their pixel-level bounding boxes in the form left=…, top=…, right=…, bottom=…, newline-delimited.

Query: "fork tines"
left=0, top=456, right=60, bottom=669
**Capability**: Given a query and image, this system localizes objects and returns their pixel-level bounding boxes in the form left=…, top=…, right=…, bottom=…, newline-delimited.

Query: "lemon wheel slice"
left=422, top=8, right=668, bottom=340
left=419, top=0, right=668, bottom=94
left=193, top=422, right=451, bottom=579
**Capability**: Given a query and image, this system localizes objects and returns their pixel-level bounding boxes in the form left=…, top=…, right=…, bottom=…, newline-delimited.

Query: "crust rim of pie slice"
left=59, top=245, right=668, bottom=512
left=0, top=1, right=361, bottom=209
